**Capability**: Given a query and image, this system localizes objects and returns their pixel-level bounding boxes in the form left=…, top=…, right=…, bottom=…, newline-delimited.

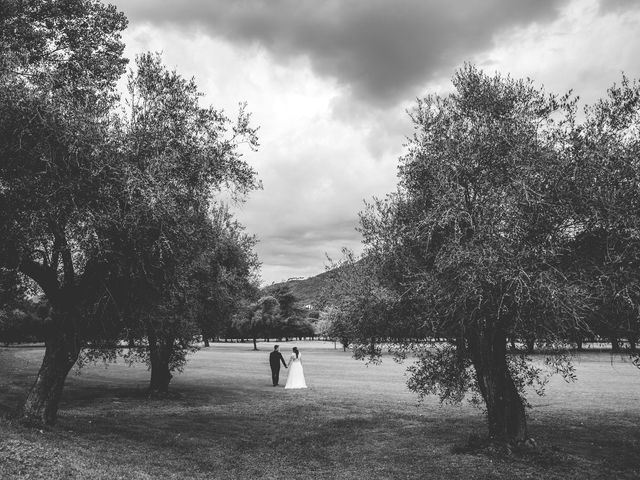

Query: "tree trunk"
left=468, top=324, right=528, bottom=443
left=20, top=323, right=82, bottom=425
left=147, top=327, right=173, bottom=394
left=611, top=335, right=621, bottom=353
left=252, top=337, right=257, bottom=350
left=525, top=337, right=535, bottom=354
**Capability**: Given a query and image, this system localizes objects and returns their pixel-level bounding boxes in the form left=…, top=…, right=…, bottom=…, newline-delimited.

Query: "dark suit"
left=269, top=350, right=287, bottom=386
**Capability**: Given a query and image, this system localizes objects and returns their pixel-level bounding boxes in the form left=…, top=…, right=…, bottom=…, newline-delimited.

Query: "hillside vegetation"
left=262, top=269, right=335, bottom=307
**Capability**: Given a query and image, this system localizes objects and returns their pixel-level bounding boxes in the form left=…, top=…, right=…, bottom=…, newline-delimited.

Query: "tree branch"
left=19, top=257, right=59, bottom=299
left=49, top=222, right=75, bottom=287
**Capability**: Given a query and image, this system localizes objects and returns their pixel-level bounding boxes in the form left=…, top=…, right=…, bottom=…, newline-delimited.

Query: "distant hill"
left=261, top=269, right=335, bottom=308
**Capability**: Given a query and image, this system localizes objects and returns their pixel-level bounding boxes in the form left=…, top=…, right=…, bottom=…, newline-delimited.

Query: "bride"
left=284, top=347, right=307, bottom=389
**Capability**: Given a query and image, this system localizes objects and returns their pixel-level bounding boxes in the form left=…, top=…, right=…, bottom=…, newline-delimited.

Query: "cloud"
left=112, top=0, right=640, bottom=286
left=476, top=0, right=640, bottom=109
left=112, top=0, right=569, bottom=107
left=117, top=24, right=397, bottom=284
left=231, top=117, right=398, bottom=282
left=597, top=0, right=640, bottom=14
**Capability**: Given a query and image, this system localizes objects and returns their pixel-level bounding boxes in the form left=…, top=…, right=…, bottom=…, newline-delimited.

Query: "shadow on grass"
left=450, top=419, right=640, bottom=477
left=531, top=419, right=640, bottom=473
left=0, top=402, right=16, bottom=419
left=52, top=406, right=391, bottom=475
left=60, top=381, right=252, bottom=410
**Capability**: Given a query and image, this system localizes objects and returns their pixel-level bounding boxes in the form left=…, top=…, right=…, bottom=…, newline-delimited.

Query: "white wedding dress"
left=284, top=353, right=307, bottom=389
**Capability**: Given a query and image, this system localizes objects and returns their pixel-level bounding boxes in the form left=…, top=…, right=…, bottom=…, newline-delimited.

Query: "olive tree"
left=0, top=0, right=128, bottom=425
left=107, top=52, right=259, bottom=393
left=0, top=2, right=259, bottom=420
left=357, top=65, right=583, bottom=443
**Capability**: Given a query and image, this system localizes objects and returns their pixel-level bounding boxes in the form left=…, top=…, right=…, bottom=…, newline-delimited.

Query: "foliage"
left=406, top=344, right=476, bottom=405
left=269, top=285, right=299, bottom=320
left=0, top=0, right=132, bottom=417
left=282, top=315, right=315, bottom=339
left=564, top=75, right=640, bottom=352
left=77, top=52, right=261, bottom=388
left=230, top=285, right=316, bottom=343
left=0, top=0, right=128, bottom=308
left=192, top=206, right=261, bottom=344
left=321, top=306, right=356, bottom=351
left=0, top=0, right=127, bottom=87
left=344, top=66, right=640, bottom=440
left=0, top=300, right=49, bottom=345
left=232, top=296, right=280, bottom=348
left=321, top=249, right=406, bottom=356
left=0, top=1, right=260, bottom=415
left=0, top=268, right=24, bottom=309
left=355, top=64, right=587, bottom=441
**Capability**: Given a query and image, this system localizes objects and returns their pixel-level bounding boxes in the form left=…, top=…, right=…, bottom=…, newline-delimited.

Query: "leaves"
left=0, top=5, right=261, bottom=387
left=363, top=65, right=581, bottom=342
left=407, top=344, right=474, bottom=405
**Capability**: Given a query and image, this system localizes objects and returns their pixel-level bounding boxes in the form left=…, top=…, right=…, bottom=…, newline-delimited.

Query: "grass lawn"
left=1, top=341, right=639, bottom=479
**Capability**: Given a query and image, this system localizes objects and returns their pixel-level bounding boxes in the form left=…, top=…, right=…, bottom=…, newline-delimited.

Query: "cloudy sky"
left=110, top=0, right=640, bottom=285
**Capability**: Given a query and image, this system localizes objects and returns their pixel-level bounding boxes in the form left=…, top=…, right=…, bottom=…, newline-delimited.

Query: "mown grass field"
left=1, top=341, right=639, bottom=479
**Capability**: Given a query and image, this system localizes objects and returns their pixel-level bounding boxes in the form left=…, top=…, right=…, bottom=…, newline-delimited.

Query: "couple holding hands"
left=269, top=345, right=307, bottom=389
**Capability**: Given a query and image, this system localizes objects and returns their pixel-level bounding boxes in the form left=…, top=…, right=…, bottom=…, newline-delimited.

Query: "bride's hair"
left=293, top=347, right=299, bottom=358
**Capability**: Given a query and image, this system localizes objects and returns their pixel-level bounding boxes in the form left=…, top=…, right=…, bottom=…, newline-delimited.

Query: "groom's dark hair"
left=274, top=345, right=279, bottom=350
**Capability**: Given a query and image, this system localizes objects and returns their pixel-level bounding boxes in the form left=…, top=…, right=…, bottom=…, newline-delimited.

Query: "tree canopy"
left=355, top=64, right=586, bottom=443
left=0, top=2, right=260, bottom=423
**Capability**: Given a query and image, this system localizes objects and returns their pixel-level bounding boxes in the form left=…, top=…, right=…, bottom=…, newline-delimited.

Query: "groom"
left=269, top=345, right=287, bottom=386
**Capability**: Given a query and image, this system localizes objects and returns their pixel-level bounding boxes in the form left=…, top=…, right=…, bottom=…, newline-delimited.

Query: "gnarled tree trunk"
left=468, top=323, right=528, bottom=443
left=20, top=311, right=82, bottom=425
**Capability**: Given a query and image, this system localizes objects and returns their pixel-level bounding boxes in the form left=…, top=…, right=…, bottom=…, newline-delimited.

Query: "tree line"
left=231, top=286, right=319, bottom=350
